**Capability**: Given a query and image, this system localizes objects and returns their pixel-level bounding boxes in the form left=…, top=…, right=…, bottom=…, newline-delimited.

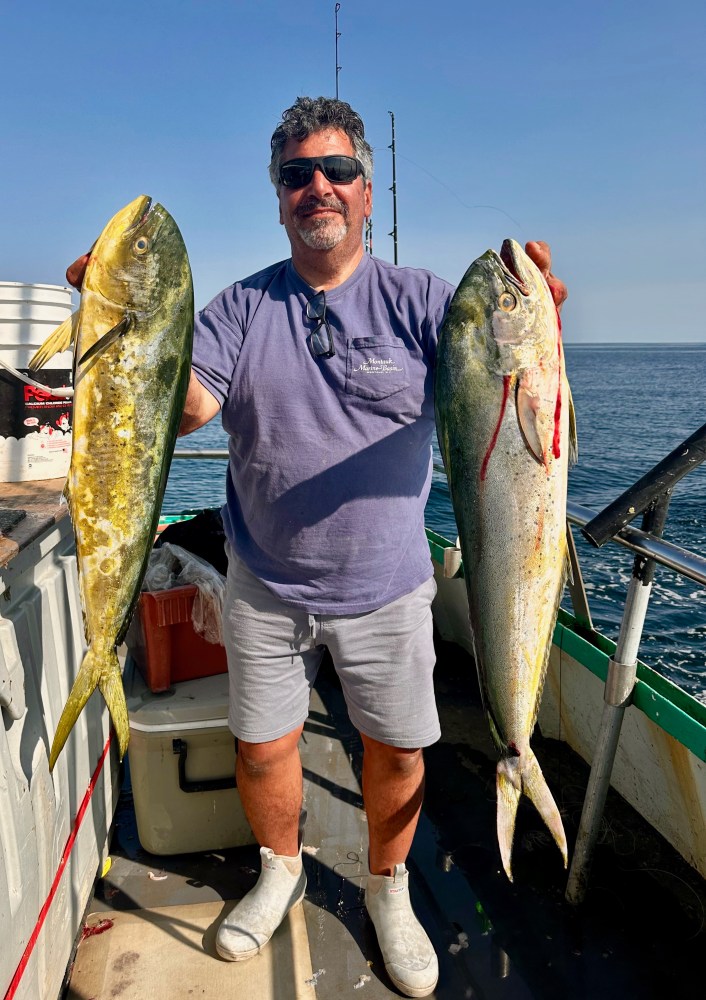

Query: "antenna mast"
left=335, top=4, right=342, bottom=98
left=388, top=111, right=398, bottom=264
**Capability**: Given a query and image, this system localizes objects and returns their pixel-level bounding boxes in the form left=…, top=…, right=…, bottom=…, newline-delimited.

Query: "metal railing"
left=173, top=449, right=230, bottom=460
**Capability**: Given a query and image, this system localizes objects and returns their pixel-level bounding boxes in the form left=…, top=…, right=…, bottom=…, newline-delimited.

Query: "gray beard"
left=296, top=219, right=349, bottom=249
left=293, top=199, right=350, bottom=250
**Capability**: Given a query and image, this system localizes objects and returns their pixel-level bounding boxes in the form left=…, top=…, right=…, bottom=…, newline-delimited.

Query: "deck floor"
left=67, top=640, right=705, bottom=1000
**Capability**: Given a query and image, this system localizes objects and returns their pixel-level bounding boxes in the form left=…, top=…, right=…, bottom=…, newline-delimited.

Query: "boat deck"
left=66, top=640, right=704, bottom=1000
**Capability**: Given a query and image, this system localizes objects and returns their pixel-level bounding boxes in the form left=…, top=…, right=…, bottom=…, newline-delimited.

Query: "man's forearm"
left=178, top=370, right=220, bottom=436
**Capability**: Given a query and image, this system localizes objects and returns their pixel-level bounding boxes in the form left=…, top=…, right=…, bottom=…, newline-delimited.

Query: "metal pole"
left=365, top=217, right=373, bottom=255
left=565, top=494, right=671, bottom=905
left=388, top=111, right=398, bottom=264
left=565, top=523, right=593, bottom=631
left=335, top=4, right=341, bottom=98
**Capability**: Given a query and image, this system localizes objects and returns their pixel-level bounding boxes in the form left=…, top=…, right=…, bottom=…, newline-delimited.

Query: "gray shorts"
left=223, top=548, right=440, bottom=748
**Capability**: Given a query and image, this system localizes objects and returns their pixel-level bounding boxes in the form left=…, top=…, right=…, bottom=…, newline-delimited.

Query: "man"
left=67, top=96, right=566, bottom=998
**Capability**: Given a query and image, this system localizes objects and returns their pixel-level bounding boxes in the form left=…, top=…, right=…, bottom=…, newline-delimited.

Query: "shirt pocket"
left=345, top=338, right=410, bottom=401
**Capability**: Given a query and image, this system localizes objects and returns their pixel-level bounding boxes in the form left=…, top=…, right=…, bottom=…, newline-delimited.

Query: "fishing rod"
left=0, top=355, right=74, bottom=398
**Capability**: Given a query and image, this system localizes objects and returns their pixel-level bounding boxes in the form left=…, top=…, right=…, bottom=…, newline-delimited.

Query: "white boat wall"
left=428, top=528, right=706, bottom=882
left=0, top=505, right=120, bottom=1000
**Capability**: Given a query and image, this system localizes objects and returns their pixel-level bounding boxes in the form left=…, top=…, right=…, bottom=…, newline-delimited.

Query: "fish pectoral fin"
left=516, top=374, right=555, bottom=466
left=99, top=665, right=130, bottom=762
left=78, top=313, right=133, bottom=367
left=28, top=311, right=79, bottom=370
left=568, top=386, right=579, bottom=466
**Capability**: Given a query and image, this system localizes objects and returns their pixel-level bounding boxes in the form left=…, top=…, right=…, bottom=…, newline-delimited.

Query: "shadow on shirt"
left=259, top=421, right=435, bottom=529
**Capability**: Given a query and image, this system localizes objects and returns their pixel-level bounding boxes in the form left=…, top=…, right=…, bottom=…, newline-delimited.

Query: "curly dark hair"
left=269, top=96, right=374, bottom=188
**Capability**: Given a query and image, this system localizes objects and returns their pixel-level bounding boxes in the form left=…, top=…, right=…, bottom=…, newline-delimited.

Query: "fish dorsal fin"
left=28, top=311, right=79, bottom=371
left=78, top=314, right=133, bottom=367
left=516, top=365, right=559, bottom=467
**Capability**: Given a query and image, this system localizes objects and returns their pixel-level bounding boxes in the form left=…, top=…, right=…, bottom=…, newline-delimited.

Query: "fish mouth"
left=497, top=239, right=530, bottom=295
left=125, top=195, right=154, bottom=233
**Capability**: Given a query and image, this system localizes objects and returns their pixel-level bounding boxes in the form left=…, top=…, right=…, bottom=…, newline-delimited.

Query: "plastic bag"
left=143, top=542, right=226, bottom=645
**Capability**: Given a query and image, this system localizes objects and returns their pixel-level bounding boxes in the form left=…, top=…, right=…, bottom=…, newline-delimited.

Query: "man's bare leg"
left=361, top=733, right=425, bottom=874
left=236, top=724, right=305, bottom=854
left=361, top=733, right=438, bottom=998
left=216, top=724, right=306, bottom=962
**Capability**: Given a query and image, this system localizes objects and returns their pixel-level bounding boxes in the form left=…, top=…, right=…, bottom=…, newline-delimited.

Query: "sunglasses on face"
left=306, top=290, right=335, bottom=359
left=279, top=155, right=365, bottom=189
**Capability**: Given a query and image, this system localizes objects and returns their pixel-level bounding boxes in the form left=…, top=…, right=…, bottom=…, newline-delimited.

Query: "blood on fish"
left=508, top=742, right=521, bottom=757
left=552, top=309, right=563, bottom=459
left=481, top=375, right=512, bottom=481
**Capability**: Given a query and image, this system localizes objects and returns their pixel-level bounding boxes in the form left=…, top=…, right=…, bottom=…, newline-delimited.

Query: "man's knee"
left=361, top=734, right=424, bottom=775
left=237, top=725, right=304, bottom=777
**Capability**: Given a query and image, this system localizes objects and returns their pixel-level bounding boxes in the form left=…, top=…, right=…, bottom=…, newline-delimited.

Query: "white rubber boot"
left=365, top=863, right=439, bottom=998
left=216, top=846, right=306, bottom=961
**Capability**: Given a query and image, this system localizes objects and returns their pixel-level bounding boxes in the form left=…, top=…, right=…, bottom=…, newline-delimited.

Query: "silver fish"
left=435, top=238, right=577, bottom=880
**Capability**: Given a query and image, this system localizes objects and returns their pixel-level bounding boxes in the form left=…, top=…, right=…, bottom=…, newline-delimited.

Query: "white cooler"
left=125, top=663, right=255, bottom=855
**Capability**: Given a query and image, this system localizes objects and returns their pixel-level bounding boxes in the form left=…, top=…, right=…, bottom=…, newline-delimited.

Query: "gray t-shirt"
left=192, top=252, right=454, bottom=614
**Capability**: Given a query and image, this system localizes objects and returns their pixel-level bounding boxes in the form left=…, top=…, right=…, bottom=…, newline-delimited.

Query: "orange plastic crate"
left=131, top=585, right=227, bottom=692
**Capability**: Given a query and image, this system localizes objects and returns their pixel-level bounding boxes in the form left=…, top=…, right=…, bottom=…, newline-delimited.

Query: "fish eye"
left=133, top=237, right=150, bottom=255
left=498, top=291, right=517, bottom=312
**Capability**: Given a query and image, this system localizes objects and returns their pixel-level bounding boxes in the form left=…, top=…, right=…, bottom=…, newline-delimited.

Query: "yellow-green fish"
left=435, top=239, right=577, bottom=880
left=31, top=195, right=193, bottom=769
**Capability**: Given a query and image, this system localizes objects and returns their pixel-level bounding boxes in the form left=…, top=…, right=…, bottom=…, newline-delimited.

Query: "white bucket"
left=0, top=282, right=75, bottom=482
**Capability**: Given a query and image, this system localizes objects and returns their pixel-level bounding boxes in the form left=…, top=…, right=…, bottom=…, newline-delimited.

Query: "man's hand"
left=66, top=250, right=93, bottom=291
left=525, top=241, right=567, bottom=313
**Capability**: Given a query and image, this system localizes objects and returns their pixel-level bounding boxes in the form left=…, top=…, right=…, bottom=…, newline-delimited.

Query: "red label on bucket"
left=0, top=368, right=74, bottom=440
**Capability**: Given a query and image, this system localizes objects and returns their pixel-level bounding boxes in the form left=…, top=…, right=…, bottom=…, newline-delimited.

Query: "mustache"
left=295, top=196, right=348, bottom=218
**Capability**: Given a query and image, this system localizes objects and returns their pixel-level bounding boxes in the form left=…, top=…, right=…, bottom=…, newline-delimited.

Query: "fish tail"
left=98, top=659, right=130, bottom=762
left=49, top=647, right=129, bottom=770
left=496, top=750, right=568, bottom=881
left=522, top=749, right=568, bottom=868
left=496, top=757, right=522, bottom=881
left=49, top=646, right=102, bottom=770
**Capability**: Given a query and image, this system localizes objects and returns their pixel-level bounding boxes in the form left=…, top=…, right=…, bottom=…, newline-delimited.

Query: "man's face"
left=277, top=128, right=372, bottom=253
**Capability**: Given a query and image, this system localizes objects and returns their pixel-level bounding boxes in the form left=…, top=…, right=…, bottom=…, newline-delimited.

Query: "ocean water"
left=163, top=344, right=706, bottom=701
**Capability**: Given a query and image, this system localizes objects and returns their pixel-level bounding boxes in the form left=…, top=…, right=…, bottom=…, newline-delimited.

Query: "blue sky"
left=2, top=0, right=704, bottom=342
